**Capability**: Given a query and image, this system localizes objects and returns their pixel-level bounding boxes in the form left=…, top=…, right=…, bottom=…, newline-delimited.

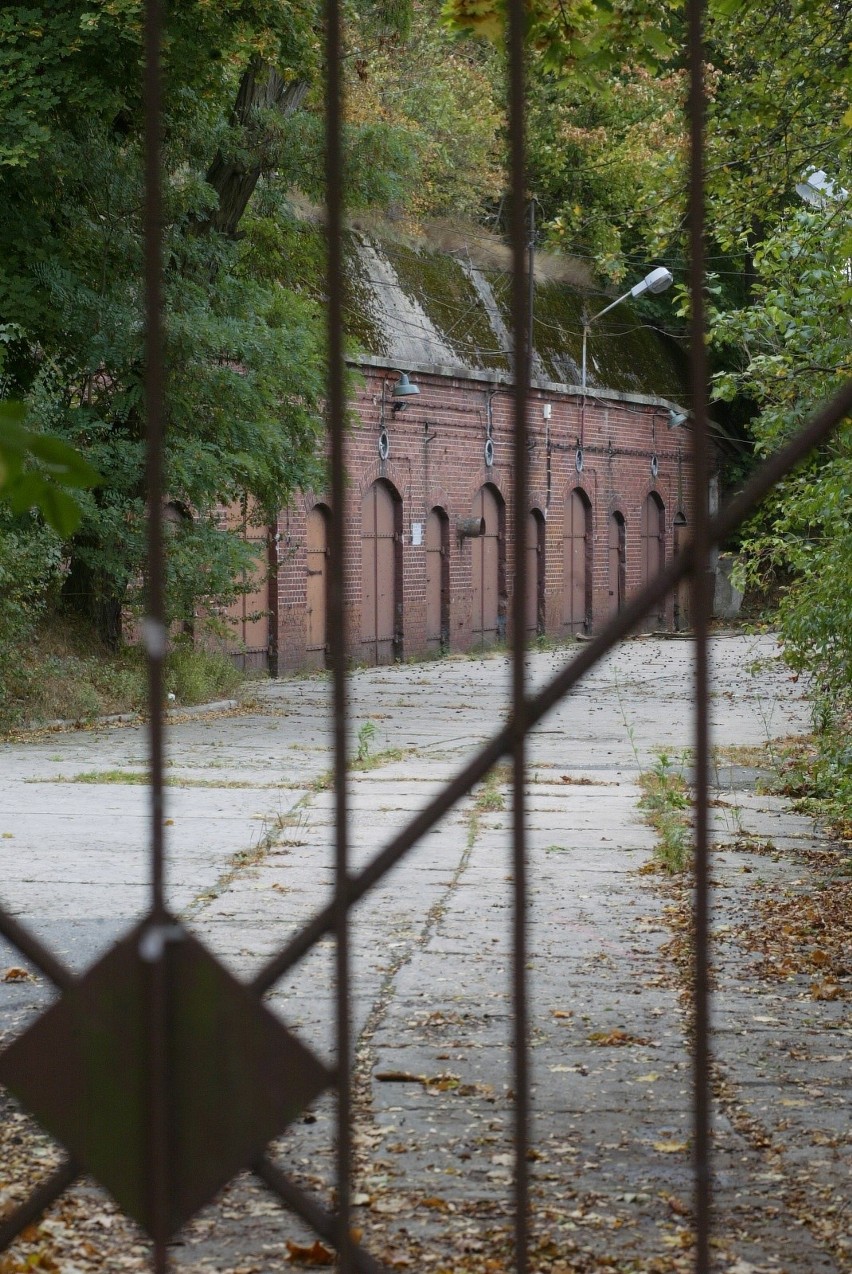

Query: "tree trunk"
left=205, top=59, right=309, bottom=236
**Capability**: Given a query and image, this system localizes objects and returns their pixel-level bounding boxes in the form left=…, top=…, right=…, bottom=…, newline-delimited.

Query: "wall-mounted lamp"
left=668, top=409, right=689, bottom=429
left=391, top=371, right=419, bottom=413
left=381, top=371, right=420, bottom=433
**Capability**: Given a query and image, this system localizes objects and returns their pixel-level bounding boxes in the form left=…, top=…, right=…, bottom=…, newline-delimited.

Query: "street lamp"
left=581, top=266, right=674, bottom=393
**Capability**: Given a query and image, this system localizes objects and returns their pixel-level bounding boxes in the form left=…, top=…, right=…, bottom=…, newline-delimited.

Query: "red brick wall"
left=272, top=366, right=697, bottom=670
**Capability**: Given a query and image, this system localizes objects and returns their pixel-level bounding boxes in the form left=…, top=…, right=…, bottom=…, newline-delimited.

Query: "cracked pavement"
left=1, top=633, right=849, bottom=1273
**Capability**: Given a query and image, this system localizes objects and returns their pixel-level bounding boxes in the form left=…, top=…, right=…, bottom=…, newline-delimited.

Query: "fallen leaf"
left=653, top=1141, right=689, bottom=1154
left=285, top=1239, right=335, bottom=1266
left=2, top=967, right=34, bottom=983
left=810, top=981, right=841, bottom=1000
left=374, top=1071, right=425, bottom=1085
left=588, top=1029, right=651, bottom=1047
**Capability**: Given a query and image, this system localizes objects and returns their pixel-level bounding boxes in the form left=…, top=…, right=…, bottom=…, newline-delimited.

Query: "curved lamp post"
left=581, top=266, right=674, bottom=393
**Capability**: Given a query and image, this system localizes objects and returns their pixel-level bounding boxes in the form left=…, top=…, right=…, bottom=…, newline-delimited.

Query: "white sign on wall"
left=411, top=522, right=424, bottom=547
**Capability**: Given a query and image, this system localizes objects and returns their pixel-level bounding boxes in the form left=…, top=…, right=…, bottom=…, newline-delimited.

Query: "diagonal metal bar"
left=0, top=1159, right=80, bottom=1251
left=686, top=0, right=713, bottom=1268
left=506, top=0, right=531, bottom=1264
left=0, top=907, right=75, bottom=994
left=252, top=373, right=852, bottom=996
left=253, top=1156, right=386, bottom=1274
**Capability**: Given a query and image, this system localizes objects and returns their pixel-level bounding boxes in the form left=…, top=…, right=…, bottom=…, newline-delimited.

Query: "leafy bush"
left=165, top=642, right=242, bottom=707
left=0, top=510, right=63, bottom=727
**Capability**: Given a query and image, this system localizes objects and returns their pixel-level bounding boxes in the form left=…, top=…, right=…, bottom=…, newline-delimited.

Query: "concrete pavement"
left=0, top=633, right=848, bottom=1273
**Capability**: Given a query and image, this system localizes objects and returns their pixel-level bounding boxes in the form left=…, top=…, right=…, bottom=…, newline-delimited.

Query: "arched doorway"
left=640, top=492, right=666, bottom=630
left=361, top=480, right=402, bottom=665
left=673, top=512, right=689, bottom=631
left=426, top=506, right=450, bottom=654
left=471, top=484, right=505, bottom=647
left=563, top=488, right=592, bottom=634
left=305, top=504, right=330, bottom=668
left=608, top=511, right=626, bottom=619
left=525, top=509, right=546, bottom=639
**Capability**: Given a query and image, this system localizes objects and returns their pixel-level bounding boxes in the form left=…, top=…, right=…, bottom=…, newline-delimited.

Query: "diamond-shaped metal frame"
left=1, top=0, right=850, bottom=1271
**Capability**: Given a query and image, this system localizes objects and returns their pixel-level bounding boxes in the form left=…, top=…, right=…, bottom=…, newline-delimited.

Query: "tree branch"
left=205, top=57, right=309, bottom=236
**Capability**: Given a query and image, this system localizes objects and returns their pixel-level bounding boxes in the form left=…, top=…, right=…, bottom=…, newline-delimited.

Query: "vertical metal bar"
left=143, top=1, right=170, bottom=1268
left=686, top=2, right=712, bottom=1270
left=507, top=0, right=530, bottom=1268
left=324, top=0, right=352, bottom=1264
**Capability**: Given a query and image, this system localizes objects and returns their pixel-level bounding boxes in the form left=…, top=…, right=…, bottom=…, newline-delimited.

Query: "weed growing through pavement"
left=310, top=722, right=410, bottom=790
left=465, top=766, right=507, bottom=849
left=638, top=750, right=692, bottom=873
left=356, top=719, right=376, bottom=763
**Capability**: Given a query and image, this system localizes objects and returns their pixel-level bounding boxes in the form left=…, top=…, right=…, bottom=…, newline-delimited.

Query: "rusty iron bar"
left=251, top=370, right=852, bottom=997
left=143, top=0, right=170, bottom=1269
left=0, top=1159, right=80, bottom=1252
left=254, top=1157, right=385, bottom=1274
left=687, top=1, right=713, bottom=1268
left=0, top=910, right=75, bottom=994
left=323, top=0, right=353, bottom=1263
left=507, top=0, right=531, bottom=1266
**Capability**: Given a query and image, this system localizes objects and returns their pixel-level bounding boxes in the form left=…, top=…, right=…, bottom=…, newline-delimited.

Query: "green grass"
left=637, top=750, right=691, bottom=873
left=0, top=616, right=246, bottom=733
left=28, top=770, right=294, bottom=789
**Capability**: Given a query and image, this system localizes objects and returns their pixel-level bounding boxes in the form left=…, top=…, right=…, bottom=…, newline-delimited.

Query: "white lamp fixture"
left=581, top=266, right=674, bottom=393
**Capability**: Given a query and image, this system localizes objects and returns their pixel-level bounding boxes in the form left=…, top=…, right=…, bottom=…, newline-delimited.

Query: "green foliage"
left=165, top=642, right=243, bottom=706
left=0, top=506, right=63, bottom=726
left=346, top=8, right=503, bottom=221
left=356, top=719, right=377, bottom=763
left=711, top=207, right=851, bottom=695
left=0, top=4, right=329, bottom=642
left=0, top=400, right=101, bottom=536
left=638, top=750, right=691, bottom=873
left=711, top=204, right=851, bottom=815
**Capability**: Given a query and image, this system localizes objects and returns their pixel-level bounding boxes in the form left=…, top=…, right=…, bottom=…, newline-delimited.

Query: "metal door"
left=673, top=512, right=690, bottom=630
left=525, top=510, right=544, bottom=637
left=305, top=504, right=330, bottom=667
left=563, top=487, right=591, bottom=633
left=361, top=480, right=399, bottom=665
left=471, top=484, right=502, bottom=646
left=608, top=511, right=626, bottom=618
left=425, top=506, right=449, bottom=653
left=640, top=492, right=666, bottom=630
left=224, top=522, right=270, bottom=672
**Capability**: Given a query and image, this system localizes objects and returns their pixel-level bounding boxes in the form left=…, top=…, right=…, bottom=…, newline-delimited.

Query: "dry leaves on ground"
left=742, top=874, right=851, bottom=995
left=587, top=1029, right=652, bottom=1047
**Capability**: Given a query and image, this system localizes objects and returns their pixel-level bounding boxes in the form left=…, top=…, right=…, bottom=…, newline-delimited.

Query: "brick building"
left=223, top=220, right=704, bottom=672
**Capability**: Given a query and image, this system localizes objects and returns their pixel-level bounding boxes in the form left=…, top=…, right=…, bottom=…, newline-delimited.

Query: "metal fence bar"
left=254, top=1158, right=384, bottom=1274
left=0, top=1160, right=80, bottom=1252
left=687, top=2, right=713, bottom=1268
left=323, top=0, right=353, bottom=1263
left=143, top=2, right=170, bottom=1269
left=0, top=911, right=75, bottom=993
left=507, top=0, right=531, bottom=1267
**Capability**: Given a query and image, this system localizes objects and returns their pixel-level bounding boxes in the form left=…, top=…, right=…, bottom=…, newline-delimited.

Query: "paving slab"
left=1, top=633, right=848, bottom=1273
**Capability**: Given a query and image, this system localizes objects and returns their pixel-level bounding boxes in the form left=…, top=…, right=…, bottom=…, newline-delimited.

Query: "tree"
left=0, top=2, right=351, bottom=644
left=711, top=202, right=852, bottom=733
